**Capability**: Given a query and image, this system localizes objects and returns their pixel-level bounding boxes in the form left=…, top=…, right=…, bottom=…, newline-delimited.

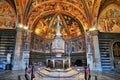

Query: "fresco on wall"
left=31, top=34, right=52, bottom=53
left=32, top=34, right=45, bottom=52
left=0, top=1, right=16, bottom=29
left=98, top=9, right=120, bottom=33
left=70, top=36, right=85, bottom=53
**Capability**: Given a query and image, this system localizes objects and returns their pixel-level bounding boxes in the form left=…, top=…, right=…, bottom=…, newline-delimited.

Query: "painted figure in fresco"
left=69, top=21, right=81, bottom=36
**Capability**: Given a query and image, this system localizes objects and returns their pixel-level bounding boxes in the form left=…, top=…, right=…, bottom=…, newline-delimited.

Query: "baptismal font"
left=46, top=15, right=71, bottom=71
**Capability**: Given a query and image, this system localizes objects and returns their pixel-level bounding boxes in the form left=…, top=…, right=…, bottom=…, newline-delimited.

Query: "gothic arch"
left=26, top=1, right=89, bottom=31
left=98, top=4, right=120, bottom=21
left=31, top=12, right=85, bottom=40
left=97, top=3, right=120, bottom=32
left=0, top=1, right=16, bottom=29
left=111, top=40, right=120, bottom=68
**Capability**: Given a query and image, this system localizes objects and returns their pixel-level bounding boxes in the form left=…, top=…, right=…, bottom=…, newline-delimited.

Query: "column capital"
left=89, top=30, right=99, bottom=36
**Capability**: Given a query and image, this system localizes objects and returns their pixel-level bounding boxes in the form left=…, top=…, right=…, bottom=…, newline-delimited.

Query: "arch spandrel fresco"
left=98, top=9, right=120, bottom=33
left=34, top=13, right=83, bottom=40
left=61, top=14, right=82, bottom=39
left=0, top=1, right=16, bottom=29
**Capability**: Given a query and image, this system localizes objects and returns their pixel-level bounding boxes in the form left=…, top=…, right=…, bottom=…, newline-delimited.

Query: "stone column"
left=12, top=29, right=31, bottom=70
left=12, top=29, right=23, bottom=70
left=89, top=30, right=102, bottom=71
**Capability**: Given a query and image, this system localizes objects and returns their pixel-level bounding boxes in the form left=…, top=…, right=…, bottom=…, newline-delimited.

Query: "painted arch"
left=25, top=1, right=89, bottom=40
left=26, top=1, right=89, bottom=31
left=0, top=1, right=16, bottom=29
left=33, top=12, right=84, bottom=40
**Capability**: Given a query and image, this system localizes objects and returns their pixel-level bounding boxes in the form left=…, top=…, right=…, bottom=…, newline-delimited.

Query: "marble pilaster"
left=86, top=30, right=102, bottom=71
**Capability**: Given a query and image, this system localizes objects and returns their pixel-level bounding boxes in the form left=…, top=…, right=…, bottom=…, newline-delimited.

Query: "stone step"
left=18, top=75, right=27, bottom=80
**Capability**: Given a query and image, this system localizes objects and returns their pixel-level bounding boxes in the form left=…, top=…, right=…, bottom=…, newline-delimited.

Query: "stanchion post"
left=95, top=76, right=97, bottom=80
left=87, top=64, right=91, bottom=80
left=31, top=65, right=34, bottom=80
left=84, top=66, right=87, bottom=80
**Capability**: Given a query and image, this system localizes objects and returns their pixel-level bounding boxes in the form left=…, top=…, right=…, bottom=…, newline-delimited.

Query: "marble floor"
left=91, top=71, right=120, bottom=80
left=0, top=70, right=120, bottom=80
left=0, top=70, right=25, bottom=80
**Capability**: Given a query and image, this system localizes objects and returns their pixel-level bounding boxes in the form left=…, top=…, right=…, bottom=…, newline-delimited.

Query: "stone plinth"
left=34, top=69, right=84, bottom=80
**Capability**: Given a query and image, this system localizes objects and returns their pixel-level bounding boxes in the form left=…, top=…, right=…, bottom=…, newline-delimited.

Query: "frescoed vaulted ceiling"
left=0, top=0, right=120, bottom=39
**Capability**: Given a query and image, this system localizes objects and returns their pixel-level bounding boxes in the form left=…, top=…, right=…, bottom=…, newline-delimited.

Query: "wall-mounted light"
left=23, top=26, right=28, bottom=30
left=18, top=24, right=23, bottom=28
left=17, top=23, right=28, bottom=30
left=89, top=27, right=97, bottom=31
